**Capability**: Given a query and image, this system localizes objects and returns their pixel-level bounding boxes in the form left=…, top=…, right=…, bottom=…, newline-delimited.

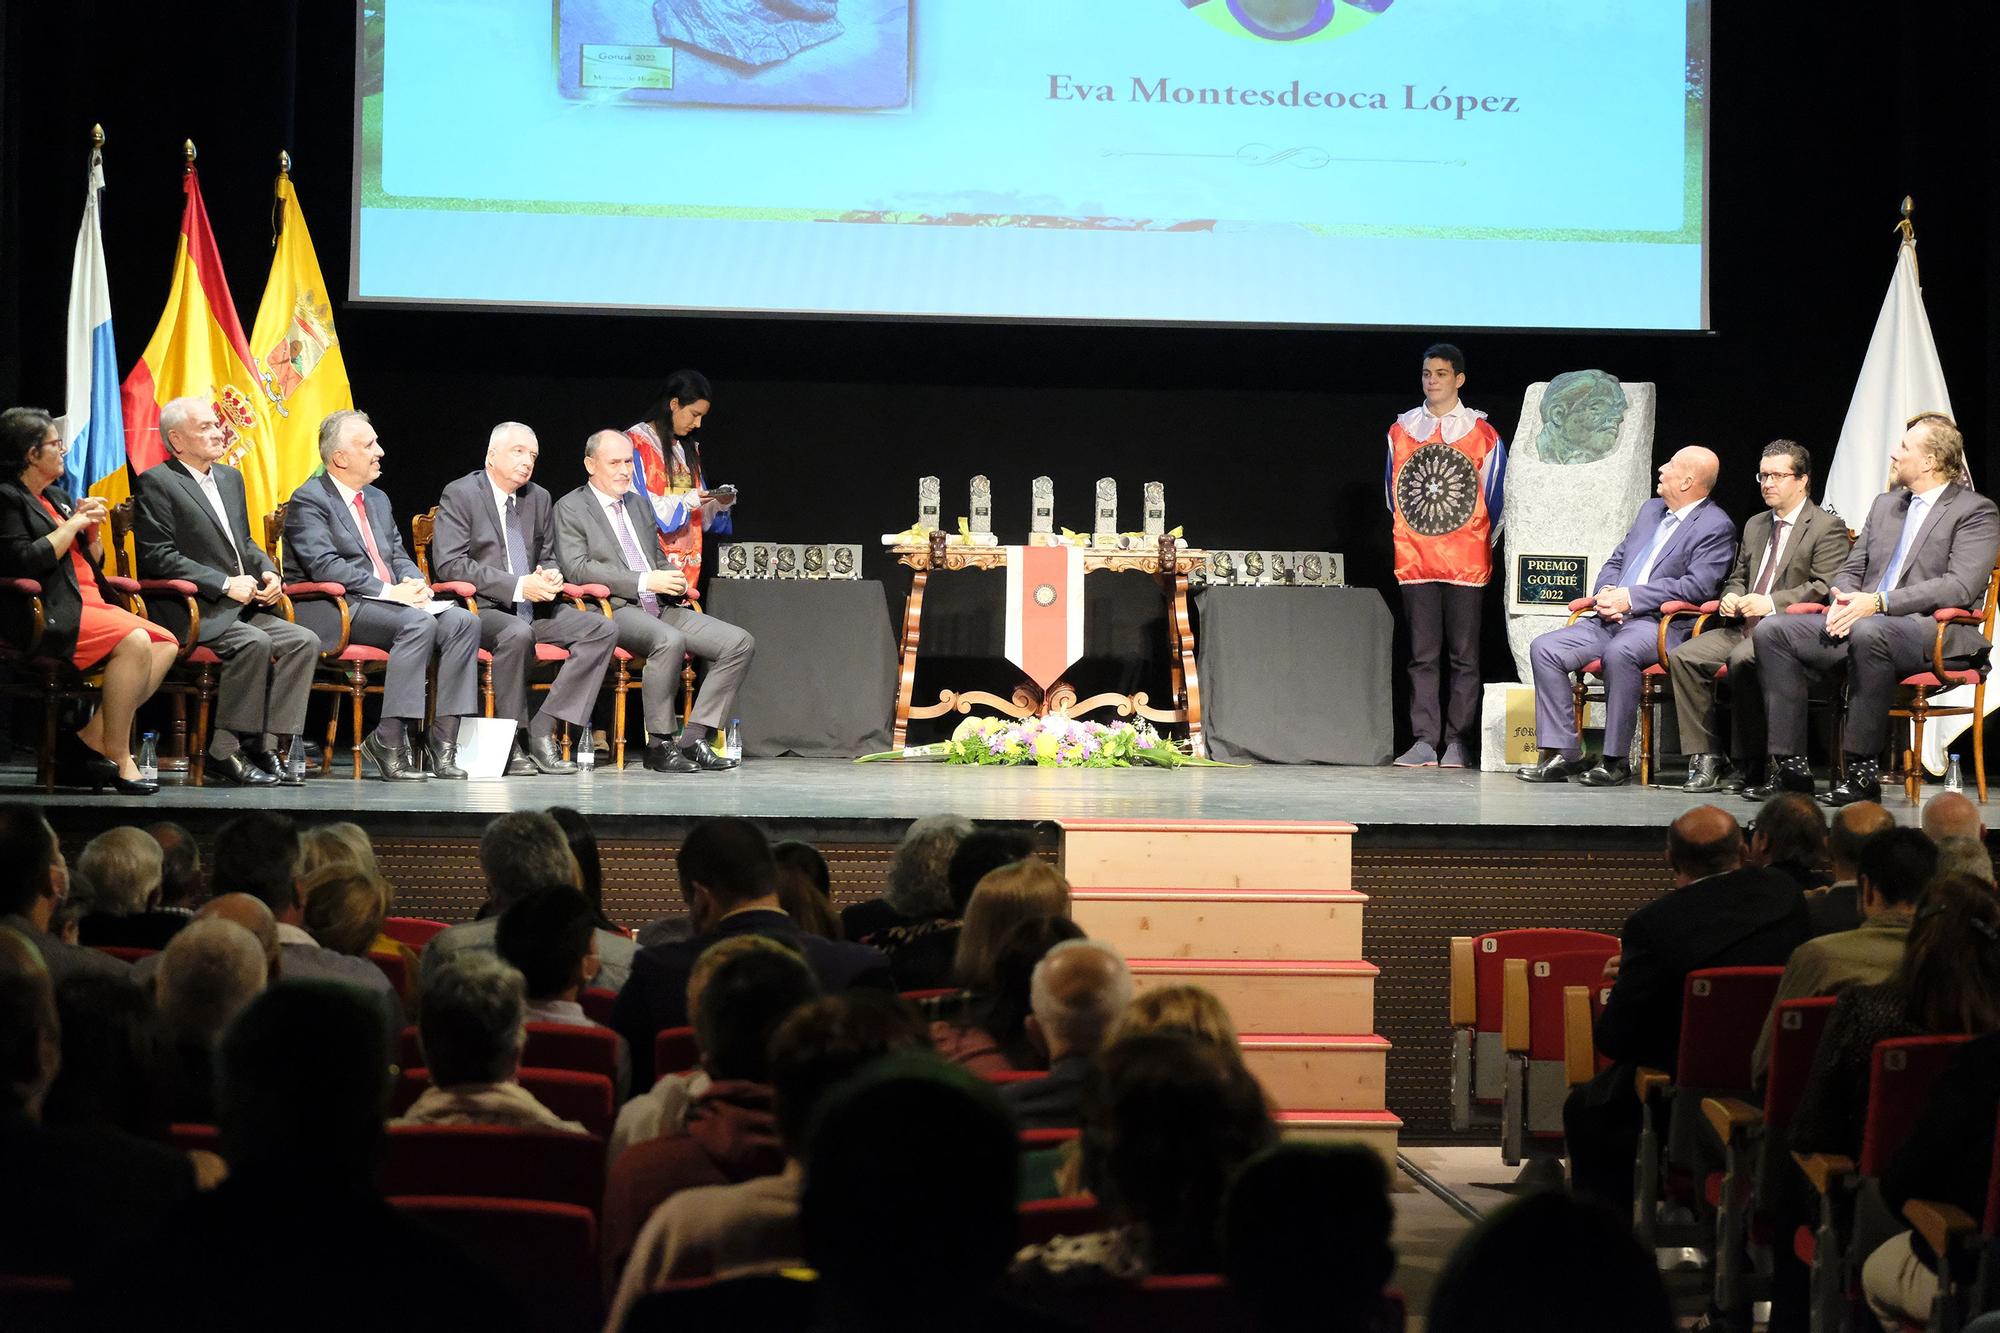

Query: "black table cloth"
left=703, top=580, right=897, bottom=758
left=1194, top=586, right=1394, bottom=765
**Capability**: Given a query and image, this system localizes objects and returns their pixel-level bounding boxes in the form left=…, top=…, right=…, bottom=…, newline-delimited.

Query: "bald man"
left=1001, top=940, right=1134, bottom=1131
left=1520, top=447, right=1735, bottom=788
left=133, top=893, right=281, bottom=991
left=1921, top=790, right=1986, bottom=843
left=1808, top=801, right=1896, bottom=937
left=1563, top=805, right=1808, bottom=1208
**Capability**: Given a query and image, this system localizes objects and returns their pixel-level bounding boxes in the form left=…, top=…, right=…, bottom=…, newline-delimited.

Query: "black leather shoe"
left=1682, top=754, right=1731, bottom=793
left=1820, top=773, right=1883, bottom=807
left=244, top=746, right=305, bottom=786
left=1517, top=752, right=1590, bottom=784
left=643, top=740, right=699, bottom=774
left=522, top=733, right=577, bottom=775
left=208, top=750, right=279, bottom=787
left=361, top=730, right=429, bottom=782
left=505, top=747, right=540, bottom=777
left=1576, top=757, right=1633, bottom=788
left=55, top=736, right=119, bottom=791
left=1742, top=758, right=1814, bottom=801
left=429, top=740, right=469, bottom=781
left=111, top=773, right=160, bottom=796
left=680, top=738, right=739, bottom=771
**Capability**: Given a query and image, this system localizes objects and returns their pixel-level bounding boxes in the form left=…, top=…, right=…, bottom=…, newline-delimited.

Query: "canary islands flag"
left=248, top=168, right=350, bottom=522
left=111, top=161, right=273, bottom=522
left=55, top=142, right=124, bottom=502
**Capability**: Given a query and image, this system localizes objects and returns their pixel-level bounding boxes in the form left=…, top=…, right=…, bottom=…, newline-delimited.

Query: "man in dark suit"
left=553, top=430, right=753, bottom=774
left=998, top=940, right=1132, bottom=1131
left=282, top=409, right=481, bottom=782
left=430, top=422, right=617, bottom=775
left=1668, top=440, right=1853, bottom=793
left=133, top=396, right=318, bottom=786
left=613, top=818, right=892, bottom=1086
left=1753, top=414, right=2000, bottom=805
left=1520, top=446, right=1736, bottom=788
left=1562, top=805, right=1808, bottom=1209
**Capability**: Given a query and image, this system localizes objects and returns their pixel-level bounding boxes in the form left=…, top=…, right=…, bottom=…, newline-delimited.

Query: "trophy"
left=720, top=544, right=748, bottom=577
left=1209, top=550, right=1236, bottom=586
left=968, top=475, right=996, bottom=546
left=803, top=545, right=828, bottom=579
left=917, top=476, right=941, bottom=532
left=1326, top=552, right=1346, bottom=586
left=1263, top=551, right=1295, bottom=585
left=775, top=544, right=801, bottom=578
left=1299, top=551, right=1326, bottom=585
left=1030, top=476, right=1055, bottom=544
left=1241, top=550, right=1267, bottom=586
left=1143, top=482, right=1165, bottom=538
left=750, top=543, right=773, bottom=578
left=1093, top=478, right=1118, bottom=548
left=829, top=543, right=860, bottom=578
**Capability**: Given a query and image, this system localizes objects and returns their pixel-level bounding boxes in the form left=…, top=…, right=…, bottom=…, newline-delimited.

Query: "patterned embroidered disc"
left=1396, top=443, right=1478, bottom=536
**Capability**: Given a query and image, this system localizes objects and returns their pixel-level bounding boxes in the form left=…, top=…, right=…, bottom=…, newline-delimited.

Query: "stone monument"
left=917, top=476, right=940, bottom=531
left=1501, top=370, right=1656, bottom=680
left=1093, top=478, right=1118, bottom=546
left=1031, top=476, right=1055, bottom=543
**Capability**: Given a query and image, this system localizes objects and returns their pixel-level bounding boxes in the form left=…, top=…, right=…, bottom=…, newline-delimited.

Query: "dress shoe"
left=505, top=748, right=540, bottom=777
left=1681, top=754, right=1731, bottom=794
left=429, top=740, right=469, bottom=781
left=1576, top=756, right=1633, bottom=788
left=1741, top=757, right=1814, bottom=801
left=55, top=735, right=119, bottom=790
left=1517, top=751, right=1590, bottom=784
left=522, top=733, right=577, bottom=775
left=680, top=738, right=739, bottom=771
left=209, top=750, right=279, bottom=787
left=1819, top=774, right=1884, bottom=807
left=1439, top=740, right=1470, bottom=769
left=245, top=745, right=305, bottom=787
left=111, top=773, right=160, bottom=796
left=643, top=740, right=699, bottom=774
left=361, top=730, right=429, bottom=782
left=1393, top=741, right=1438, bottom=768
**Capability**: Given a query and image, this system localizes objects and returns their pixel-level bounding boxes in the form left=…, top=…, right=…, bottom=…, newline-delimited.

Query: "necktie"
left=504, top=494, right=532, bottom=618
left=1631, top=513, right=1682, bottom=587
left=610, top=499, right=660, bottom=616
left=202, top=471, right=244, bottom=575
left=1876, top=496, right=1928, bottom=592
left=353, top=493, right=393, bottom=586
left=1751, top=518, right=1787, bottom=596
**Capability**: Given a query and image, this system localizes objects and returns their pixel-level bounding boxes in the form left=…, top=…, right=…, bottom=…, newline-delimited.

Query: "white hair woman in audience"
left=156, top=918, right=268, bottom=1124
left=396, top=952, right=585, bottom=1132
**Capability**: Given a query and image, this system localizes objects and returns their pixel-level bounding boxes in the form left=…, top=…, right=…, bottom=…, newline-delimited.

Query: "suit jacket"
left=997, top=1053, right=1091, bottom=1131
left=1593, top=865, right=1808, bottom=1075
left=1837, top=484, right=2000, bottom=655
left=133, top=459, right=280, bottom=644
left=281, top=472, right=421, bottom=592
left=431, top=470, right=562, bottom=609
left=1594, top=496, right=1737, bottom=616
left=553, top=483, right=679, bottom=611
left=0, top=480, right=114, bottom=663
left=1719, top=500, right=1852, bottom=611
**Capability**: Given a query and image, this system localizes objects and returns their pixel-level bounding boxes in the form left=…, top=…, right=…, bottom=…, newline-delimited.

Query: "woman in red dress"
left=0, top=407, right=177, bottom=794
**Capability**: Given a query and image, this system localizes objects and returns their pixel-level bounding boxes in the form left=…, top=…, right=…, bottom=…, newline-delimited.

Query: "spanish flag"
left=111, top=155, right=272, bottom=524
left=248, top=161, right=350, bottom=524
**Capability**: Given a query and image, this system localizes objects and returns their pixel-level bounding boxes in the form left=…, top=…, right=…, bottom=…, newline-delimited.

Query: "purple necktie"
left=609, top=499, right=660, bottom=616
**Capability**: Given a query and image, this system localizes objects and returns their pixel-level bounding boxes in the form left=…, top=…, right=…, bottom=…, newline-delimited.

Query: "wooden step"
left=1073, top=888, right=1366, bottom=961
left=1127, top=958, right=1376, bottom=1034
left=1276, top=1109, right=1404, bottom=1167
left=1060, top=818, right=1355, bottom=893
left=1240, top=1033, right=1389, bottom=1111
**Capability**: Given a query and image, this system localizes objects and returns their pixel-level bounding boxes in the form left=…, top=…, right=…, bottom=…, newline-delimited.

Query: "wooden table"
left=888, top=532, right=1207, bottom=753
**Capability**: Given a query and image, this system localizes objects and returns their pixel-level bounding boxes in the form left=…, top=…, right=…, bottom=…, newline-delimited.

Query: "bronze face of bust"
left=1536, top=370, right=1629, bottom=465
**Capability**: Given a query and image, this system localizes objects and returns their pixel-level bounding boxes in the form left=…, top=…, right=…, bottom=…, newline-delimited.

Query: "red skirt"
left=39, top=496, right=176, bottom=670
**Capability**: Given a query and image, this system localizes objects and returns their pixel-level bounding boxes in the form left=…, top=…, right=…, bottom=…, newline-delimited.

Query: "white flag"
left=54, top=144, right=124, bottom=501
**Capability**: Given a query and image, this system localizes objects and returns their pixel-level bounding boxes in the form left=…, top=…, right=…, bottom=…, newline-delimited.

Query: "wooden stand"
left=888, top=533, right=1206, bottom=752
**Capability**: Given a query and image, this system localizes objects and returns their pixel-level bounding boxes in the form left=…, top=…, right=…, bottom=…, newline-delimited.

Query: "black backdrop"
left=3, top=2, right=1997, bottom=755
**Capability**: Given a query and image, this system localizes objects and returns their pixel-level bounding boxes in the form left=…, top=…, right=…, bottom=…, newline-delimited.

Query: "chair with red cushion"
left=1018, top=1194, right=1105, bottom=1249
left=1066, top=1274, right=1260, bottom=1333
left=1886, top=547, right=2000, bottom=801
left=1900, top=1115, right=2000, bottom=1330
left=91, top=944, right=156, bottom=964
left=653, top=1025, right=699, bottom=1079
left=382, top=916, right=451, bottom=951
left=522, top=1022, right=621, bottom=1084
left=166, top=1122, right=220, bottom=1152
left=107, top=496, right=226, bottom=783
left=984, top=1069, right=1049, bottom=1086
left=393, top=1067, right=614, bottom=1140
left=1447, top=928, right=1620, bottom=1132
left=0, top=571, right=150, bottom=791
left=1498, top=944, right=1618, bottom=1168
left=1566, top=598, right=1708, bottom=785
left=383, top=1124, right=606, bottom=1213
left=580, top=986, right=618, bottom=1026
left=368, top=950, right=408, bottom=998
left=392, top=1196, right=599, bottom=1333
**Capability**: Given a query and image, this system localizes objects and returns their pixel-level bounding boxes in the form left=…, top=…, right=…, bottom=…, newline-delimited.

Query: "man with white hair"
left=156, top=917, right=269, bottom=1121
left=133, top=395, right=318, bottom=786
left=75, top=825, right=185, bottom=951
left=397, top=952, right=585, bottom=1132
left=1921, top=789, right=1986, bottom=843
left=1002, top=939, right=1135, bottom=1131
left=430, top=422, right=618, bottom=775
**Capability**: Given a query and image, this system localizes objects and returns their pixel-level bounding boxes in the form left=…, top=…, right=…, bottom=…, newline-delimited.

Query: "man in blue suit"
left=1519, top=446, right=1735, bottom=787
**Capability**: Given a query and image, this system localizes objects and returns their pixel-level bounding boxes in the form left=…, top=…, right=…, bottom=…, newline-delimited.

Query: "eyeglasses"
left=1754, top=471, right=1798, bottom=485
left=36, top=439, right=69, bottom=456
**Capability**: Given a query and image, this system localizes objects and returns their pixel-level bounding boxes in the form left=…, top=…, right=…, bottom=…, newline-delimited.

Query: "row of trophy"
left=899, top=476, right=1172, bottom=547
left=716, top=542, right=863, bottom=580
left=1192, top=550, right=1346, bottom=588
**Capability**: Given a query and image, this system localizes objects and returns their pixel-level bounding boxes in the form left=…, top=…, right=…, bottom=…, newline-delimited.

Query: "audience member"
left=773, top=840, right=832, bottom=901
left=948, top=828, right=1040, bottom=917
left=494, top=885, right=631, bottom=1098
left=547, top=804, right=629, bottom=936
left=1425, top=1191, right=1675, bottom=1333
left=0, top=802, right=129, bottom=985
left=775, top=847, right=843, bottom=941
left=155, top=918, right=267, bottom=1123
left=1936, top=834, right=1996, bottom=885
left=933, top=916, right=1085, bottom=1074
left=146, top=820, right=205, bottom=913
left=1563, top=805, right=1807, bottom=1210
left=41, top=973, right=169, bottom=1138
left=601, top=942, right=816, bottom=1291
left=296, top=822, right=423, bottom=991
left=1110, top=983, right=1242, bottom=1054
left=75, top=825, right=185, bottom=950
left=606, top=992, right=927, bottom=1324
left=1747, top=791, right=1831, bottom=891
left=422, top=811, right=640, bottom=992
left=957, top=859, right=1073, bottom=995
left=0, top=928, right=195, bottom=1284
left=302, top=865, right=417, bottom=1013
left=1921, top=789, right=1986, bottom=843
left=1223, top=1144, right=1396, bottom=1333
left=397, top=953, right=586, bottom=1132
left=1001, top=939, right=1134, bottom=1131
left=1752, top=827, right=1935, bottom=1077
left=98, top=983, right=520, bottom=1332
left=614, top=818, right=892, bottom=1085
left=841, top=813, right=973, bottom=944
left=1011, top=1031, right=1275, bottom=1292
left=1808, top=801, right=1895, bottom=936
left=865, top=815, right=978, bottom=989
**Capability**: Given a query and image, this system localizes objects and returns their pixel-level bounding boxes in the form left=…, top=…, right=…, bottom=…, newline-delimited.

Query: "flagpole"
left=1895, top=195, right=1917, bottom=282
left=273, top=150, right=292, bottom=247
left=184, top=138, right=196, bottom=175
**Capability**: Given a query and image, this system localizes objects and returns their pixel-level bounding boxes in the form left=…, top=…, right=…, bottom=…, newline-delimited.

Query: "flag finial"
left=183, top=139, right=196, bottom=172
left=278, top=149, right=291, bottom=177
left=91, top=124, right=104, bottom=150
left=1895, top=196, right=1915, bottom=245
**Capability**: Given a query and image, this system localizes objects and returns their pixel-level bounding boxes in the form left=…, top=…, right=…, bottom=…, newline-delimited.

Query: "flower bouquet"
left=856, top=713, right=1232, bottom=768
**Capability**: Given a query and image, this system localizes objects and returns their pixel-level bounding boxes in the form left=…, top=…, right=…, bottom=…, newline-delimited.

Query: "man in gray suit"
left=133, top=396, right=318, bottom=787
left=1668, top=440, right=1852, bottom=793
left=553, top=430, right=752, bottom=772
left=1753, top=414, right=2000, bottom=805
left=431, top=422, right=617, bottom=775
left=283, top=410, right=481, bottom=782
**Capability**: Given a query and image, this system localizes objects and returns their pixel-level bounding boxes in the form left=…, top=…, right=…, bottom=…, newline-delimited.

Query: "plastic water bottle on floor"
left=138, top=732, right=159, bottom=784
left=725, top=718, right=743, bottom=763
left=576, top=727, right=596, bottom=773
left=1946, top=755, right=1964, bottom=794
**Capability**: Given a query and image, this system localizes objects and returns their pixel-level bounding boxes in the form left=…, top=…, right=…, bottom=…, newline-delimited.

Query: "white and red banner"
left=1004, top=544, right=1085, bottom=691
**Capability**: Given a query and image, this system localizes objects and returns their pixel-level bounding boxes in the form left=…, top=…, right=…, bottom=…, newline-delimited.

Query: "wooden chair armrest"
left=0, top=577, right=43, bottom=596
left=1787, top=602, right=1826, bottom=615
left=1565, top=595, right=1598, bottom=625
left=102, top=574, right=142, bottom=598
left=1902, top=1199, right=1980, bottom=1261
left=1562, top=985, right=1596, bottom=1086
left=1633, top=1067, right=1673, bottom=1102
left=566, top=582, right=610, bottom=599
left=135, top=577, right=201, bottom=597
left=1934, top=607, right=1979, bottom=623
left=1660, top=600, right=1706, bottom=615
left=429, top=580, right=478, bottom=601
left=1932, top=608, right=1980, bottom=677
left=1791, top=1151, right=1856, bottom=1195
left=1701, top=1096, right=1763, bottom=1147
left=1501, top=958, right=1530, bottom=1055
left=283, top=581, right=348, bottom=599
left=134, top=580, right=202, bottom=653
left=1448, top=937, right=1476, bottom=1028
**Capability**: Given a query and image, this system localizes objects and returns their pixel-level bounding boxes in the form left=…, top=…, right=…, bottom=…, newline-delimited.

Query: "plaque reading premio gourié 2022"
left=1515, top=555, right=1587, bottom=606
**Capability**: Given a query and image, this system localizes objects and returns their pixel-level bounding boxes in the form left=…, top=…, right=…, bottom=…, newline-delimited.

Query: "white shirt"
left=183, top=462, right=243, bottom=576
left=1395, top=400, right=1485, bottom=447
left=1630, top=497, right=1705, bottom=588
left=488, top=475, right=531, bottom=603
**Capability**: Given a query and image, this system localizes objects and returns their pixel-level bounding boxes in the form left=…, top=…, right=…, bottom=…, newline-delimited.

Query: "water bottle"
left=138, top=732, right=159, bottom=784
left=288, top=734, right=307, bottom=777
left=1946, top=754, right=1964, bottom=794
left=724, top=718, right=743, bottom=763
left=575, top=727, right=596, bottom=772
